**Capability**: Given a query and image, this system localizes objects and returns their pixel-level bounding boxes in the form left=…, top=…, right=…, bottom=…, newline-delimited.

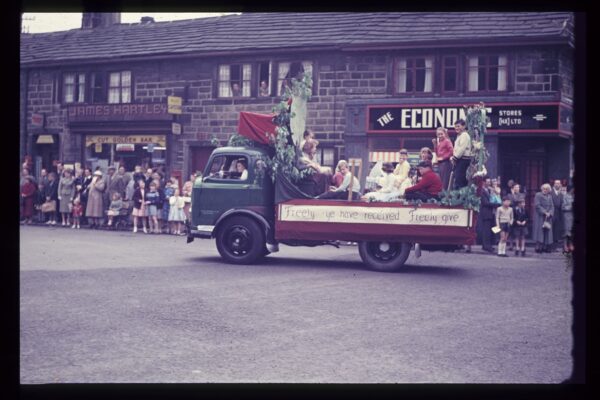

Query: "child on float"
left=71, top=197, right=83, bottom=229
left=131, top=179, right=148, bottom=233
left=495, top=196, right=514, bottom=257
left=107, top=192, right=123, bottom=227
left=512, top=198, right=529, bottom=256
left=168, top=188, right=186, bottom=235
left=361, top=162, right=397, bottom=202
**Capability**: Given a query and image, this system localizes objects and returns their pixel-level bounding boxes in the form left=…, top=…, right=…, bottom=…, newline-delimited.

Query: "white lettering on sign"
left=279, top=204, right=470, bottom=227
left=376, top=112, right=395, bottom=127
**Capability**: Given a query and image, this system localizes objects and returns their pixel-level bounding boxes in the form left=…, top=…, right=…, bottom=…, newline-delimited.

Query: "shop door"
left=191, top=146, right=216, bottom=177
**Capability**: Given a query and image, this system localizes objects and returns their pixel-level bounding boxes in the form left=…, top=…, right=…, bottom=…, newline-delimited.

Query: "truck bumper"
left=186, top=221, right=214, bottom=243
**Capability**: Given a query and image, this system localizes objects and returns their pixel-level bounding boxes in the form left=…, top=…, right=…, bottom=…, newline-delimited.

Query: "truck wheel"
left=358, top=241, right=411, bottom=272
left=216, top=216, right=265, bottom=264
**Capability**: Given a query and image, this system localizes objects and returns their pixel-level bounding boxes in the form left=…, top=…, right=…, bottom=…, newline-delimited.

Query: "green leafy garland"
left=465, top=102, right=490, bottom=183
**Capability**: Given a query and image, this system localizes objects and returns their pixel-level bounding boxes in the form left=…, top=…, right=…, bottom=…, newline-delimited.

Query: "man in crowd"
left=550, top=179, right=564, bottom=250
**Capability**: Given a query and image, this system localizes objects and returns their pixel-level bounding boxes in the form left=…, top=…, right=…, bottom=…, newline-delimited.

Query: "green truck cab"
left=187, top=146, right=278, bottom=264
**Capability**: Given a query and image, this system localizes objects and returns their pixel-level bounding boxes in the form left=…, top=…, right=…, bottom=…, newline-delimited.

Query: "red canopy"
left=237, top=111, right=277, bottom=145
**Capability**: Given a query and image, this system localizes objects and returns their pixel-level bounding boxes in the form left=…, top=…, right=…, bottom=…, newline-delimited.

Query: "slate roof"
left=20, top=12, right=574, bottom=66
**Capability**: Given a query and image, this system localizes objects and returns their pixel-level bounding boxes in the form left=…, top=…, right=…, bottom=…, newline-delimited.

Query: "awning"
left=237, top=111, right=277, bottom=145
left=36, top=135, right=55, bottom=144
left=369, top=151, right=400, bottom=163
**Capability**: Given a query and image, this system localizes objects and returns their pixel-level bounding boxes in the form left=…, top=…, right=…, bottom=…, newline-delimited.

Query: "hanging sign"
left=168, top=96, right=183, bottom=114
left=95, top=143, right=103, bottom=153
left=116, top=144, right=135, bottom=152
left=172, top=122, right=182, bottom=135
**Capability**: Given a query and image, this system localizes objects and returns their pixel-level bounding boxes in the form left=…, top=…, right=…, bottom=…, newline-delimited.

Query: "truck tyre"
left=216, top=216, right=266, bottom=264
left=358, top=241, right=411, bottom=272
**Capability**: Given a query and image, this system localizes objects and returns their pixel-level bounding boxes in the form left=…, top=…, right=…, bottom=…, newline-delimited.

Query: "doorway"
left=190, top=146, right=216, bottom=177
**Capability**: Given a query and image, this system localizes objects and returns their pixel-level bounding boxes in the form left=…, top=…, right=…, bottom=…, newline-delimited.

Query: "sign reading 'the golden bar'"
left=85, top=135, right=167, bottom=147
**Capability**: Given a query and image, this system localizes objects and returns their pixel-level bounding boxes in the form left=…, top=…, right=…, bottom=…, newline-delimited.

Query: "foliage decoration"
left=465, top=102, right=490, bottom=183
left=437, top=184, right=481, bottom=212
left=227, top=133, right=255, bottom=148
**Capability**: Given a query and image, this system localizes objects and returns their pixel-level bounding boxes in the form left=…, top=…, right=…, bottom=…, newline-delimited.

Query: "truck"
left=186, top=144, right=478, bottom=272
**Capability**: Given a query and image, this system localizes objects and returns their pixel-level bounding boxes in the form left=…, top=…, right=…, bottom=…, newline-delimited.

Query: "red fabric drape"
left=237, top=111, right=278, bottom=144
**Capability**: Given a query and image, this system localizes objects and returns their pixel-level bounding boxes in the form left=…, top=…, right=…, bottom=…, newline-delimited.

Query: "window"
left=258, top=61, right=272, bottom=97
left=467, top=55, right=507, bottom=92
left=204, top=155, right=249, bottom=180
left=218, top=64, right=251, bottom=98
left=277, top=61, right=313, bottom=96
left=62, top=72, right=86, bottom=103
left=90, top=72, right=106, bottom=103
left=108, top=71, right=131, bottom=104
left=395, top=56, right=433, bottom=94
left=442, top=56, right=458, bottom=92
left=314, top=147, right=335, bottom=169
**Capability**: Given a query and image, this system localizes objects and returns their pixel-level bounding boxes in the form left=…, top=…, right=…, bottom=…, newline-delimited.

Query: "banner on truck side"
left=278, top=204, right=471, bottom=227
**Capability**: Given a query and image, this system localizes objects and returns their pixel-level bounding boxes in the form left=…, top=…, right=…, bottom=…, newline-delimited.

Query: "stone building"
left=20, top=12, right=574, bottom=206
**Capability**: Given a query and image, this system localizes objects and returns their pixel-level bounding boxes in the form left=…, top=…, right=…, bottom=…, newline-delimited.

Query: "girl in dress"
left=71, top=197, right=83, bottom=229
left=131, top=179, right=148, bottom=233
left=168, top=188, right=186, bottom=235
left=107, top=192, right=123, bottom=227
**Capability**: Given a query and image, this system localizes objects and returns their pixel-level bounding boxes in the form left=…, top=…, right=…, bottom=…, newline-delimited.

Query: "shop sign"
left=31, top=113, right=44, bottom=127
left=172, top=122, right=182, bottom=135
left=68, top=103, right=171, bottom=122
left=116, top=144, right=135, bottom=152
left=85, top=135, right=167, bottom=147
left=168, top=96, right=183, bottom=114
left=367, top=103, right=561, bottom=133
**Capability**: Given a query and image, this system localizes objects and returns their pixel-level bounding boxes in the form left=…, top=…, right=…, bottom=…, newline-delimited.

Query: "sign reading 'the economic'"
left=367, top=103, right=560, bottom=133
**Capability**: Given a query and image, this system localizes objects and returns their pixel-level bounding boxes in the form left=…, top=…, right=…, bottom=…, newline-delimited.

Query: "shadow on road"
left=187, top=256, right=469, bottom=276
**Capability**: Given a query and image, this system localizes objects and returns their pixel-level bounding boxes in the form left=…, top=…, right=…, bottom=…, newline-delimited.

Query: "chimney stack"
left=82, top=13, right=121, bottom=29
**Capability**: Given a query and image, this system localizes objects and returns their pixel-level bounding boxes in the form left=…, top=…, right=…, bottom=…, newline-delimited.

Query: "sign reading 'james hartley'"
left=368, top=103, right=560, bottom=133
left=279, top=204, right=471, bottom=227
left=68, top=103, right=171, bottom=122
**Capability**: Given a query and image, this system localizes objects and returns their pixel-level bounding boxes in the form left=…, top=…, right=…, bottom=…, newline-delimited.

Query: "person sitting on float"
left=317, top=161, right=361, bottom=201
left=403, top=160, right=443, bottom=202
left=393, top=148, right=411, bottom=188
left=300, top=139, right=331, bottom=175
left=361, top=162, right=397, bottom=202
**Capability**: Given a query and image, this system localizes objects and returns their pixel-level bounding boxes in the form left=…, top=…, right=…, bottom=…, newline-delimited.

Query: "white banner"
left=279, top=204, right=471, bottom=227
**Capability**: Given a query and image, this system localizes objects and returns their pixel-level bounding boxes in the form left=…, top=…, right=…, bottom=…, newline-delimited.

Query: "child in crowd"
left=132, top=179, right=148, bottom=233
left=107, top=192, right=123, bottom=227
left=168, top=188, right=186, bottom=235
left=512, top=199, right=529, bottom=256
left=162, top=177, right=177, bottom=233
left=71, top=197, right=83, bottom=229
left=495, top=196, right=514, bottom=257
left=145, top=181, right=161, bottom=234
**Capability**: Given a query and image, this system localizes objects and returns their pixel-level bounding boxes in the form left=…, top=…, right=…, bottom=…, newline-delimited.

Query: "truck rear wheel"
left=216, top=216, right=265, bottom=264
left=358, top=241, right=411, bottom=272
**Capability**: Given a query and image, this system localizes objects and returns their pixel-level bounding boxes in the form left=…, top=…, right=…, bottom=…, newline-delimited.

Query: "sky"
left=21, top=13, right=240, bottom=34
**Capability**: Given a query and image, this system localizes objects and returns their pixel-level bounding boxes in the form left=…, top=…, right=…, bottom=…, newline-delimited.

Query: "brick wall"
left=514, top=48, right=563, bottom=95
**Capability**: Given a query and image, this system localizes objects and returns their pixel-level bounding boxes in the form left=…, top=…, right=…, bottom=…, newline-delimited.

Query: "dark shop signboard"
left=367, top=103, right=562, bottom=133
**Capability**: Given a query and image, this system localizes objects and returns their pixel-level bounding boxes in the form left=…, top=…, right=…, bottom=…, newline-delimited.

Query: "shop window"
left=277, top=61, right=313, bottom=96
left=314, top=147, right=335, bottom=169
left=395, top=56, right=434, bottom=94
left=442, top=56, right=458, bottom=93
left=467, top=55, right=507, bottom=92
left=108, top=71, right=132, bottom=104
left=218, top=64, right=251, bottom=98
left=62, top=72, right=86, bottom=103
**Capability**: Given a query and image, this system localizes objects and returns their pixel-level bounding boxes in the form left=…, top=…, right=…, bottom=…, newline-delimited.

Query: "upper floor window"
left=108, top=71, right=131, bottom=103
left=442, top=56, right=458, bottom=92
left=258, top=61, right=272, bottom=97
left=218, top=64, right=251, bottom=98
left=277, top=61, right=313, bottom=96
left=63, top=72, right=86, bottom=103
left=467, top=55, right=507, bottom=92
left=395, top=56, right=433, bottom=94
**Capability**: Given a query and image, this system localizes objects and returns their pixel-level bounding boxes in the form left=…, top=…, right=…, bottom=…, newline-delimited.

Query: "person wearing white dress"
left=168, top=188, right=186, bottom=235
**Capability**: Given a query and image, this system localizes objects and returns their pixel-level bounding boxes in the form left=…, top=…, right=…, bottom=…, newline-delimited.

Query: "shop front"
left=67, top=102, right=173, bottom=173
left=345, top=98, right=573, bottom=217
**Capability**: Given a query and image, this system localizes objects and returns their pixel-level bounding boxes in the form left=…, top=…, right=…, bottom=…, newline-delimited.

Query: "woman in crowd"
left=533, top=183, right=554, bottom=253
left=432, top=127, right=454, bottom=191
left=44, top=172, right=59, bottom=225
left=20, top=176, right=36, bottom=225
left=132, top=179, right=148, bottom=234
left=85, top=170, right=106, bottom=229
left=79, top=168, right=93, bottom=226
left=58, top=169, right=76, bottom=226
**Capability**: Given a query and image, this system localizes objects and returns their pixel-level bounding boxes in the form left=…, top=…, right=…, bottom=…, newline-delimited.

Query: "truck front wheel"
left=358, top=241, right=411, bottom=272
left=216, top=216, right=266, bottom=264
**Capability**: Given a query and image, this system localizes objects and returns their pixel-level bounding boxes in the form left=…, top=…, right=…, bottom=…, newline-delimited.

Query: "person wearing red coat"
left=404, top=160, right=443, bottom=202
left=20, top=176, right=36, bottom=224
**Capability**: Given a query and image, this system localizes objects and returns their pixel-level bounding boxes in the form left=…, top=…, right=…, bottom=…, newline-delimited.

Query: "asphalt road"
left=20, top=225, right=573, bottom=383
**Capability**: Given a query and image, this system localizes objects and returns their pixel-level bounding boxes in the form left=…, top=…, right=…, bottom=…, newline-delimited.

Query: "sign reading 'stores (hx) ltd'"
left=367, top=103, right=561, bottom=133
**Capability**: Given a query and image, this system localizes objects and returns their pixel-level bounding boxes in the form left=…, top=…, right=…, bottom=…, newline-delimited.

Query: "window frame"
left=108, top=70, right=132, bottom=104
left=441, top=55, right=459, bottom=95
left=203, top=154, right=250, bottom=182
left=217, top=63, right=253, bottom=99
left=465, top=54, right=509, bottom=94
left=275, top=60, right=314, bottom=97
left=61, top=71, right=87, bottom=104
left=393, top=55, right=435, bottom=95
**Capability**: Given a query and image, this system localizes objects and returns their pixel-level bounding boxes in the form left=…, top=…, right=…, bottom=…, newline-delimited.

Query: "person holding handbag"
left=85, top=170, right=106, bottom=229
left=533, top=183, right=554, bottom=253
left=58, top=169, right=76, bottom=226
left=43, top=172, right=59, bottom=225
